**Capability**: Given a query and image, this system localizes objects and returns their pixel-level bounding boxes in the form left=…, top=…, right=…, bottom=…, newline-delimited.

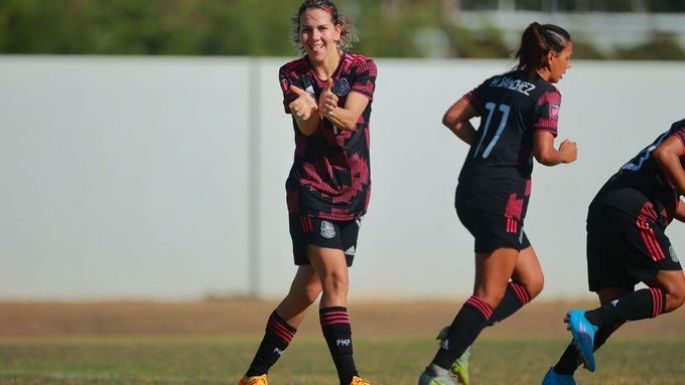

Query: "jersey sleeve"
left=349, top=58, right=377, bottom=100
left=462, top=78, right=490, bottom=116
left=533, top=89, right=562, bottom=136
left=669, top=119, right=685, bottom=149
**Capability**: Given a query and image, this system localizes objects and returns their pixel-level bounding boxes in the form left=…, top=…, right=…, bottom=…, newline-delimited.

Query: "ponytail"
left=515, top=22, right=571, bottom=74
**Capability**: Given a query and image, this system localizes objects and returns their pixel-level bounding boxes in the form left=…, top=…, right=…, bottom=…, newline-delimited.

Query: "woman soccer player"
left=237, top=2, right=377, bottom=385
left=419, top=22, right=577, bottom=385
left=541, top=120, right=685, bottom=385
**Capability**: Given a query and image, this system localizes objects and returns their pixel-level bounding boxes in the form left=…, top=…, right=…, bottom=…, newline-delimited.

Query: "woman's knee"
left=302, top=282, right=322, bottom=304
left=321, top=271, right=349, bottom=296
left=286, top=275, right=321, bottom=306
left=655, top=270, right=685, bottom=312
left=476, top=285, right=508, bottom=309
left=665, top=282, right=685, bottom=312
left=523, top=275, right=544, bottom=300
left=514, top=246, right=544, bottom=300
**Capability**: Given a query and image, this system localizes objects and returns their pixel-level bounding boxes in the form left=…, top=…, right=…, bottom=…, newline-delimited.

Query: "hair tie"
left=320, top=5, right=335, bottom=17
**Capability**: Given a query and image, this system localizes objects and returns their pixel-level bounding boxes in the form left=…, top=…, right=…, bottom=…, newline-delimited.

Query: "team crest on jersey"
left=334, top=78, right=351, bottom=97
left=549, top=103, right=560, bottom=118
left=320, top=220, right=336, bottom=239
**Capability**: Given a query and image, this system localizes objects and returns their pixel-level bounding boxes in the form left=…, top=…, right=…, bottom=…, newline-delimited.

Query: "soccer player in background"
left=237, top=1, right=377, bottom=385
left=541, top=120, right=685, bottom=385
left=418, top=22, right=578, bottom=385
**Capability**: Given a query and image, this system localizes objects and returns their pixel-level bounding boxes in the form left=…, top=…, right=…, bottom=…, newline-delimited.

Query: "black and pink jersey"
left=279, top=53, right=377, bottom=221
left=591, top=119, right=685, bottom=227
left=456, top=70, right=562, bottom=220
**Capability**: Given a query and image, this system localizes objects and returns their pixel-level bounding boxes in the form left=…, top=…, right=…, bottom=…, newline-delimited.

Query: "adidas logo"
left=345, top=246, right=355, bottom=256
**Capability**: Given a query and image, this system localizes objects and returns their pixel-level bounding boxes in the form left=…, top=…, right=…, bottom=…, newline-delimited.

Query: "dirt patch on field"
left=1, top=299, right=684, bottom=338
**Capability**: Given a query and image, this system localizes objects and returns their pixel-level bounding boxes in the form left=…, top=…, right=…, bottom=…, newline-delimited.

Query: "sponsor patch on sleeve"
left=549, top=103, right=560, bottom=118
left=280, top=78, right=290, bottom=93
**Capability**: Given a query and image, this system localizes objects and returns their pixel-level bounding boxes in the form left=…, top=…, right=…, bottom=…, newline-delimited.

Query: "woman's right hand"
left=533, top=132, right=577, bottom=166
left=288, top=85, right=318, bottom=121
left=558, top=139, right=578, bottom=163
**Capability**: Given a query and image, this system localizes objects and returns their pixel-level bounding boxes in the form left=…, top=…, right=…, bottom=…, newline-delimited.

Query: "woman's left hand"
left=318, top=79, right=339, bottom=118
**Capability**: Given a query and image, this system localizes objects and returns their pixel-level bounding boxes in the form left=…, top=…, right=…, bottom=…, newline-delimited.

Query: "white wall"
left=1, top=56, right=684, bottom=301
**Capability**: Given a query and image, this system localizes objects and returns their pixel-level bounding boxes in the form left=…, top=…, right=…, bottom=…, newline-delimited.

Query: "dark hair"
left=515, top=22, right=571, bottom=74
left=291, top=0, right=357, bottom=55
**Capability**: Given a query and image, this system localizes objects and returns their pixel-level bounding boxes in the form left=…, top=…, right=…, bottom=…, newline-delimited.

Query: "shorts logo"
left=320, top=220, right=336, bottom=239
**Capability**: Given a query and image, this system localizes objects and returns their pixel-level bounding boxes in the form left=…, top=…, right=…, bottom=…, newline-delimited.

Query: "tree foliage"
left=1, top=0, right=684, bottom=60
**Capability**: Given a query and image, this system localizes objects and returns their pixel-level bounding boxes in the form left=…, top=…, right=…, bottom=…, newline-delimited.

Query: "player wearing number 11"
left=419, top=22, right=577, bottom=385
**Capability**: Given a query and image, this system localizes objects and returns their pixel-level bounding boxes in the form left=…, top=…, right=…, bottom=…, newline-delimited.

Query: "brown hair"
left=291, top=0, right=357, bottom=55
left=515, top=22, right=571, bottom=74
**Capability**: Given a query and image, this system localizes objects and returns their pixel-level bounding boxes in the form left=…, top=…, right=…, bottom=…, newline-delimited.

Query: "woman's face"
left=548, top=41, right=573, bottom=83
left=299, top=8, right=341, bottom=63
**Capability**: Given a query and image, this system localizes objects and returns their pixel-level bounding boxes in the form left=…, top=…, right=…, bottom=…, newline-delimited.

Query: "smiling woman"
left=237, top=2, right=378, bottom=385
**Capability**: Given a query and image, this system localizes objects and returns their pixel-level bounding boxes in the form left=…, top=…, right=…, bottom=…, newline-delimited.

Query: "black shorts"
left=586, top=203, right=682, bottom=292
left=288, top=214, right=362, bottom=267
left=456, top=203, right=530, bottom=253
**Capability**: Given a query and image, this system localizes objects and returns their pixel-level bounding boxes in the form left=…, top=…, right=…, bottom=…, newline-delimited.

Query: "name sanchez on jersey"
left=488, top=76, right=536, bottom=96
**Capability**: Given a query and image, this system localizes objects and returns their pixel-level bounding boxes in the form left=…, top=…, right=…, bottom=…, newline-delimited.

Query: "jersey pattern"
left=456, top=70, right=562, bottom=221
left=592, top=119, right=685, bottom=227
left=279, top=53, right=377, bottom=221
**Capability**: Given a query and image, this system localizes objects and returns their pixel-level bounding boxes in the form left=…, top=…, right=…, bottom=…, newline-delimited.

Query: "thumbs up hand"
left=318, top=78, right=339, bottom=119
left=288, top=85, right=317, bottom=121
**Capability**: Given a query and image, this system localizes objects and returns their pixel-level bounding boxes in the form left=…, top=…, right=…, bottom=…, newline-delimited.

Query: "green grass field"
left=1, top=335, right=684, bottom=385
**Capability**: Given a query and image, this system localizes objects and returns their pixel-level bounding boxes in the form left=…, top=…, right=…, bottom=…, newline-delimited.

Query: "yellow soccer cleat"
left=436, top=326, right=471, bottom=385
left=450, top=349, right=470, bottom=385
left=350, top=376, right=372, bottom=385
left=238, top=374, right=268, bottom=385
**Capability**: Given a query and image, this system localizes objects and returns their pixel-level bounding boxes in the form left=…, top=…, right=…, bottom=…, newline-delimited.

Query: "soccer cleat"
left=238, top=374, right=268, bottom=385
left=349, top=376, right=372, bottom=385
left=436, top=326, right=471, bottom=385
left=419, top=365, right=458, bottom=385
left=565, top=310, right=598, bottom=372
left=541, top=367, right=578, bottom=385
left=450, top=347, right=471, bottom=385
